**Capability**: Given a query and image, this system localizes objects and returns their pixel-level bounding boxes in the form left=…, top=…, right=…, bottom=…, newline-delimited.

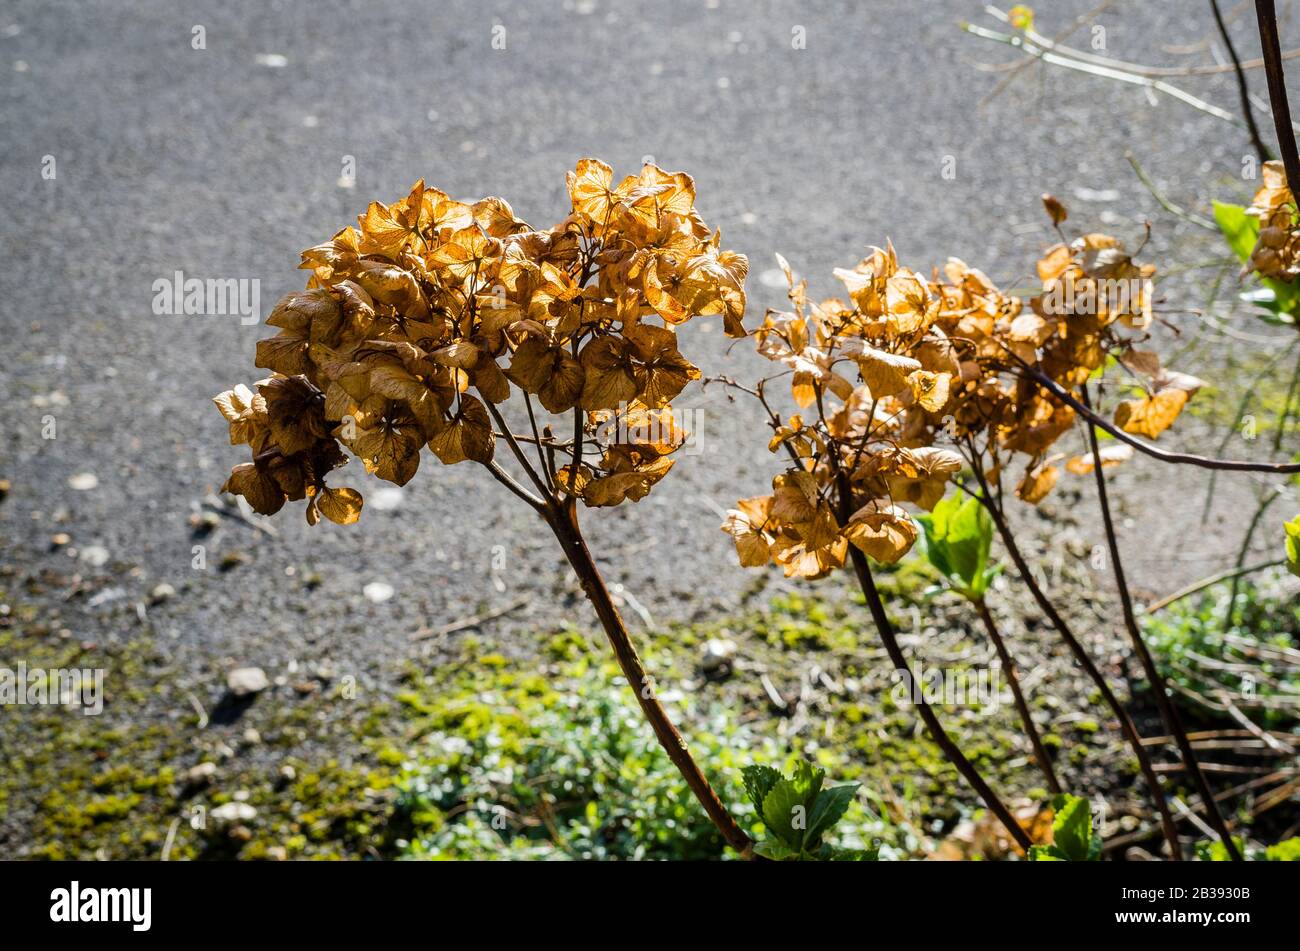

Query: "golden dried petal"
left=842, top=500, right=918, bottom=564
left=222, top=463, right=285, bottom=516
left=316, top=486, right=364, bottom=525
left=1016, top=463, right=1059, bottom=504
left=428, top=394, right=495, bottom=465
left=1113, top=389, right=1188, bottom=440
left=1065, top=444, right=1134, bottom=475
left=721, top=494, right=775, bottom=568
left=355, top=425, right=422, bottom=486
left=771, top=469, right=820, bottom=524
left=581, top=457, right=674, bottom=506
left=908, top=370, right=951, bottom=414
left=579, top=336, right=638, bottom=411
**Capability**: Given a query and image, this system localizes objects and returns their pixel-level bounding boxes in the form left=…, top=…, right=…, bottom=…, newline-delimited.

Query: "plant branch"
left=1145, top=558, right=1286, bottom=613
left=1126, top=151, right=1218, bottom=230
left=1223, top=483, right=1284, bottom=629
left=481, top=459, right=546, bottom=511
left=1213, top=0, right=1275, bottom=163
left=1082, top=387, right=1242, bottom=860
left=1256, top=0, right=1300, bottom=191
left=969, top=461, right=1184, bottom=858
left=835, top=474, right=1032, bottom=851
left=543, top=502, right=753, bottom=856
left=522, top=391, right=554, bottom=492
left=974, top=596, right=1063, bottom=795
left=1016, top=361, right=1300, bottom=473
left=962, top=20, right=1246, bottom=127
left=482, top=394, right=553, bottom=500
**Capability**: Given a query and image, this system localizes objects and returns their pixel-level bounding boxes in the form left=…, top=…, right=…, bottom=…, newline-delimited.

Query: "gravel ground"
left=1, top=0, right=1295, bottom=683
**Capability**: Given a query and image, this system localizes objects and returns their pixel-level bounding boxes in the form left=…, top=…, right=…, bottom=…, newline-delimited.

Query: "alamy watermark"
left=1041, top=276, right=1152, bottom=327
left=151, top=270, right=260, bottom=325
left=890, top=661, right=1004, bottom=715
left=0, top=662, right=104, bottom=716
left=594, top=403, right=707, bottom=455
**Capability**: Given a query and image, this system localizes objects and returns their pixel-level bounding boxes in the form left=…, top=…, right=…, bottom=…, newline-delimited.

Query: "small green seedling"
left=1027, top=794, right=1102, bottom=861
left=916, top=489, right=1000, bottom=601
left=741, top=761, right=876, bottom=861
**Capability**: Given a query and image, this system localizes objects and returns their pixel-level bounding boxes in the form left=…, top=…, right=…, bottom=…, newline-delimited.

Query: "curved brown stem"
left=1017, top=363, right=1300, bottom=473
left=543, top=501, right=753, bottom=857
left=972, top=481, right=1184, bottom=859
left=973, top=596, right=1063, bottom=796
left=1082, top=388, right=1242, bottom=860
left=843, top=544, right=1033, bottom=852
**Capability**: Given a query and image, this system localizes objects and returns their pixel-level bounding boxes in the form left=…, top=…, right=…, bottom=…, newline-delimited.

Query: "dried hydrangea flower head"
left=1245, top=159, right=1300, bottom=282
left=214, top=159, right=747, bottom=523
left=723, top=197, right=1204, bottom=573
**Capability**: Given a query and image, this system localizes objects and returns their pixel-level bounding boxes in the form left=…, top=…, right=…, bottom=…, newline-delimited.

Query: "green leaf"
left=918, top=490, right=995, bottom=599
left=1214, top=200, right=1300, bottom=317
left=1285, top=515, right=1300, bottom=579
left=1266, top=837, right=1300, bottom=861
left=1197, top=837, right=1247, bottom=862
left=1214, top=201, right=1258, bottom=264
left=788, top=759, right=825, bottom=803
left=816, top=843, right=880, bottom=861
left=741, top=764, right=782, bottom=816
left=1047, top=794, right=1101, bottom=861
left=806, top=782, right=859, bottom=845
left=1028, top=844, right=1067, bottom=861
left=753, top=837, right=798, bottom=861
left=762, top=779, right=810, bottom=850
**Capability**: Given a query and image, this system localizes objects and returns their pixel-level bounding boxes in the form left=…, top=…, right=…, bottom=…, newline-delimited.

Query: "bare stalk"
left=973, top=597, right=1062, bottom=795
left=1082, top=388, right=1242, bottom=860
left=833, top=471, right=1032, bottom=851
left=481, top=406, right=752, bottom=857
left=543, top=500, right=753, bottom=856
left=844, top=544, right=1032, bottom=851
left=1017, top=362, right=1300, bottom=473
left=1223, top=484, right=1284, bottom=630
left=1212, top=0, right=1274, bottom=164
left=1256, top=0, right=1300, bottom=190
left=969, top=465, right=1184, bottom=859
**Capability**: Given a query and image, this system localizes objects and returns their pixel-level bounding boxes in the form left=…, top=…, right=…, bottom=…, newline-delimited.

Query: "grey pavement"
left=0, top=0, right=1291, bottom=675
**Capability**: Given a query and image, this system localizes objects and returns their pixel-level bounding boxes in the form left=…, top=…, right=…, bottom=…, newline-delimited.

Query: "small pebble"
left=363, top=581, right=394, bottom=603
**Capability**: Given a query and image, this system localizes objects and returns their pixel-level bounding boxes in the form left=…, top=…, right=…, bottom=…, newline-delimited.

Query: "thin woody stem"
left=973, top=596, right=1062, bottom=795
left=482, top=459, right=546, bottom=511
left=1256, top=0, right=1300, bottom=190
left=1016, top=362, right=1300, bottom=473
left=482, top=395, right=552, bottom=500
left=844, top=543, right=1033, bottom=852
left=522, top=391, right=554, bottom=492
left=969, top=464, right=1185, bottom=859
left=833, top=473, right=1032, bottom=851
left=1213, top=0, right=1273, bottom=164
left=1082, top=387, right=1241, bottom=860
left=543, top=501, right=753, bottom=856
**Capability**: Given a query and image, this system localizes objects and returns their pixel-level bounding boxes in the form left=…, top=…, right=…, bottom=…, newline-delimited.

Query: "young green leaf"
left=1285, top=514, right=1300, bottom=579
left=1214, top=200, right=1300, bottom=318
left=1028, top=794, right=1102, bottom=861
left=806, top=782, right=860, bottom=846
left=1213, top=201, right=1259, bottom=265
left=761, top=778, right=811, bottom=850
left=744, top=760, right=871, bottom=860
left=741, top=764, right=783, bottom=817
left=917, top=489, right=996, bottom=600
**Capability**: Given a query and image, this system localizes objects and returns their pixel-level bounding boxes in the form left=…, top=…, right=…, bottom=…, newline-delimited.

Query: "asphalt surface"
left=1, top=0, right=1296, bottom=680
